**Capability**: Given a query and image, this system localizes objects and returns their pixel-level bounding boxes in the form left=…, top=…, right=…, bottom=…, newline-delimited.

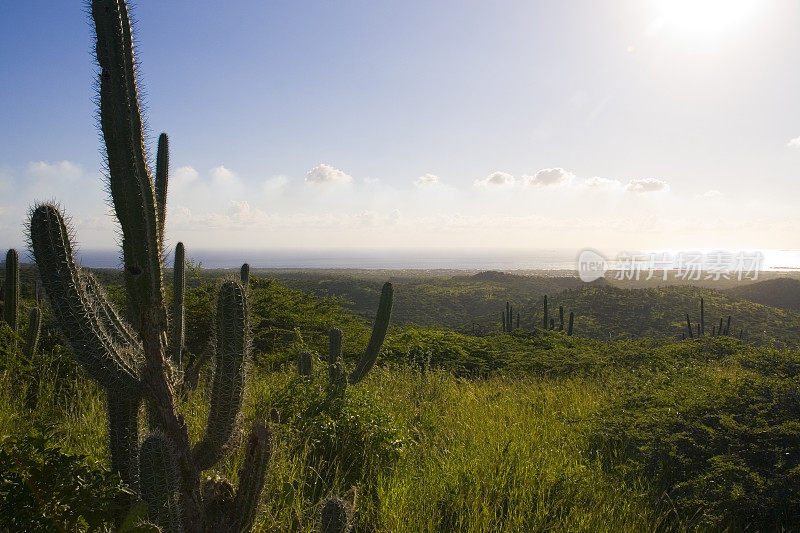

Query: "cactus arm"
left=348, top=282, right=393, bottom=384
left=3, top=249, right=19, bottom=334
left=30, top=204, right=144, bottom=397
left=229, top=421, right=272, bottom=533
left=92, top=0, right=165, bottom=335
left=84, top=271, right=141, bottom=347
left=139, top=433, right=182, bottom=532
left=171, top=243, right=185, bottom=367
left=155, top=133, right=169, bottom=247
left=192, top=281, right=248, bottom=470
left=22, top=306, right=41, bottom=362
left=107, top=390, right=142, bottom=491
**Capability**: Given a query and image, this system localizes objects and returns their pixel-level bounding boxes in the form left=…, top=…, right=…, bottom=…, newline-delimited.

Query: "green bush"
left=591, top=360, right=800, bottom=529
left=268, top=374, right=405, bottom=500
left=0, top=429, right=131, bottom=531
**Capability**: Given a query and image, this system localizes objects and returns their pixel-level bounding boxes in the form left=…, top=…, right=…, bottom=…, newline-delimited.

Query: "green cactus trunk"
left=349, top=282, right=393, bottom=384
left=140, top=433, right=182, bottom=532
left=686, top=314, right=694, bottom=339
left=725, top=315, right=731, bottom=335
left=171, top=242, right=185, bottom=368
left=3, top=249, right=19, bottom=341
left=240, top=263, right=250, bottom=288
left=542, top=295, right=548, bottom=330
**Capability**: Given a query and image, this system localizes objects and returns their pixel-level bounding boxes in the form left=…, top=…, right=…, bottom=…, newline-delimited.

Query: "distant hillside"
left=725, top=278, right=800, bottom=312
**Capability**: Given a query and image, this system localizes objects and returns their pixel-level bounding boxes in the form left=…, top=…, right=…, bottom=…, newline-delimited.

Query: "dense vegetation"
left=2, top=266, right=800, bottom=531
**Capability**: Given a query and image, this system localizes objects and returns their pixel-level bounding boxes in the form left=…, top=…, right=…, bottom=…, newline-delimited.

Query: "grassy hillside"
left=725, top=277, right=800, bottom=312
left=2, top=270, right=800, bottom=530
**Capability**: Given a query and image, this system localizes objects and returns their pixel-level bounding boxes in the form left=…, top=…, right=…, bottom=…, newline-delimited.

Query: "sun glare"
left=654, top=0, right=759, bottom=38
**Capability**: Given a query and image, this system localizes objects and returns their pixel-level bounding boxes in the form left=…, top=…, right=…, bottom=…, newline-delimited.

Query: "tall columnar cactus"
left=725, top=315, right=731, bottom=336
left=567, top=312, right=574, bottom=336
left=240, top=263, right=250, bottom=288
left=558, top=306, right=564, bottom=331
left=27, top=2, right=272, bottom=530
left=3, top=249, right=19, bottom=336
left=686, top=314, right=694, bottom=339
left=542, top=295, right=548, bottom=330
left=171, top=242, right=185, bottom=367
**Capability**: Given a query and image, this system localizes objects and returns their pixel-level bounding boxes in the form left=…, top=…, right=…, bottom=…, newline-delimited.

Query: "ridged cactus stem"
left=3, top=249, right=19, bottom=339
left=139, top=433, right=182, bottom=532
left=567, top=312, right=574, bottom=336
left=155, top=133, right=169, bottom=249
left=502, top=311, right=506, bottom=332
left=348, top=282, right=393, bottom=384
left=686, top=314, right=694, bottom=339
left=718, top=317, right=724, bottom=337
left=171, top=242, right=185, bottom=368
left=328, top=328, right=346, bottom=387
left=30, top=204, right=144, bottom=397
left=229, top=421, right=272, bottom=532
left=107, top=391, right=142, bottom=491
left=92, top=0, right=166, bottom=338
left=542, top=295, right=548, bottom=330
left=23, top=306, right=41, bottom=362
left=193, top=281, right=248, bottom=470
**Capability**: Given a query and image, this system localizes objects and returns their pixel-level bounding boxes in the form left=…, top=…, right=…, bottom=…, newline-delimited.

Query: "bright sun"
left=655, top=0, right=759, bottom=38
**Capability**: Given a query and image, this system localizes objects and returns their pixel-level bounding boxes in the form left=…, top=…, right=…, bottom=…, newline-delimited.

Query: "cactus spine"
left=3, top=249, right=19, bottom=338
left=28, top=2, right=273, bottom=529
left=171, top=242, right=185, bottom=367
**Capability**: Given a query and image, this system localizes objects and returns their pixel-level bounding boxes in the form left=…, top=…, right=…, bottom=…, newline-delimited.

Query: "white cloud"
left=172, top=166, right=199, bottom=188
left=210, top=165, right=236, bottom=184
left=261, top=175, right=289, bottom=193
left=305, top=164, right=353, bottom=186
left=788, top=136, right=800, bottom=148
left=583, top=176, right=623, bottom=190
left=475, top=171, right=514, bottom=187
left=697, top=189, right=723, bottom=199
left=523, top=167, right=573, bottom=187
left=625, top=178, right=670, bottom=193
left=414, top=173, right=439, bottom=187
left=27, top=160, right=82, bottom=181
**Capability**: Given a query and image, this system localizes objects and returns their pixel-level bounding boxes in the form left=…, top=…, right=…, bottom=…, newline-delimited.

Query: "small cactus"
left=23, top=306, right=41, bottom=362
left=297, top=350, right=313, bottom=376
left=3, top=249, right=19, bottom=340
left=542, top=295, right=549, bottom=330
left=319, top=496, right=353, bottom=533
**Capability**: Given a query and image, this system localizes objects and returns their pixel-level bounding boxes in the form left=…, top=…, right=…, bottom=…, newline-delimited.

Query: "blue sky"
left=1, top=1, right=799, bottom=253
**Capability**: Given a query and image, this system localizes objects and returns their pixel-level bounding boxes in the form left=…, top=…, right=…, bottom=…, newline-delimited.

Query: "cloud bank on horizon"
left=1, top=2, right=799, bottom=253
